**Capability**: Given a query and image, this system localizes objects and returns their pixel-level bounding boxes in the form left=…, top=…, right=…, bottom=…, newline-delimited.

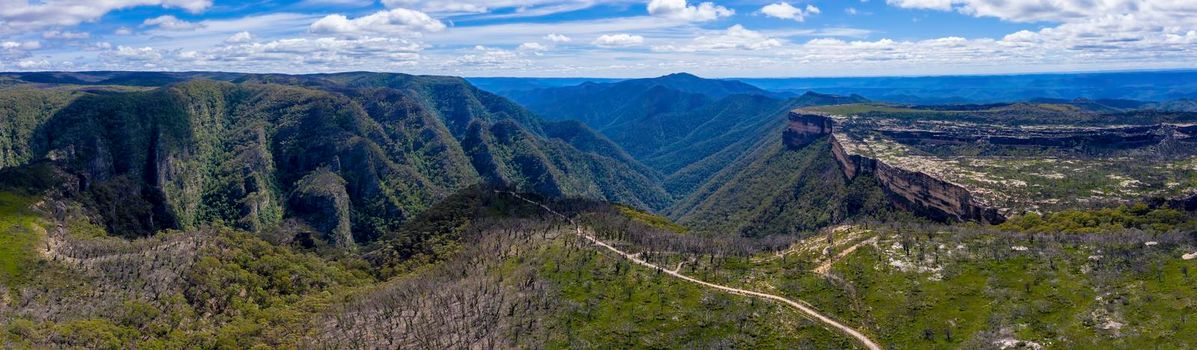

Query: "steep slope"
left=2, top=73, right=668, bottom=245
left=649, top=92, right=867, bottom=196
left=0, top=86, right=115, bottom=168
left=493, top=74, right=880, bottom=233
left=495, top=73, right=869, bottom=200
left=668, top=127, right=895, bottom=236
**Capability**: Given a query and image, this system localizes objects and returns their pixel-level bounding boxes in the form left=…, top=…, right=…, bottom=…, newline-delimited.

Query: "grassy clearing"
left=616, top=205, right=688, bottom=233
left=0, top=192, right=39, bottom=287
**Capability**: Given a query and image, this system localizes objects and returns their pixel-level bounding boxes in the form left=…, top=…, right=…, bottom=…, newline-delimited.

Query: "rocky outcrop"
left=790, top=109, right=1006, bottom=224
left=289, top=169, right=355, bottom=247
left=830, top=136, right=1005, bottom=223
left=784, top=111, right=835, bottom=149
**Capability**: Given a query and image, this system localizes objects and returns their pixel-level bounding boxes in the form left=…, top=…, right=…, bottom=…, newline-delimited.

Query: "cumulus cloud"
left=310, top=8, right=446, bottom=36
left=544, top=33, right=571, bottom=42
left=112, top=45, right=165, bottom=61
left=0, top=0, right=213, bottom=34
left=382, top=0, right=604, bottom=17
left=654, top=25, right=782, bottom=52
left=875, top=0, right=1197, bottom=71
left=592, top=33, right=645, bottom=48
left=518, top=42, right=549, bottom=51
left=224, top=31, right=253, bottom=43
left=142, top=15, right=205, bottom=31
left=450, top=45, right=530, bottom=68
left=886, top=0, right=1167, bottom=23
left=2, top=40, right=42, bottom=51
left=647, top=0, right=733, bottom=22
left=760, top=2, right=820, bottom=22
left=383, top=0, right=489, bottom=13
left=16, top=59, right=51, bottom=69
left=137, top=36, right=427, bottom=71
left=42, top=30, right=90, bottom=40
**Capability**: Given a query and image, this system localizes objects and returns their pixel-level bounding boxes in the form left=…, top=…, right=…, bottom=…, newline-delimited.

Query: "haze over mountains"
left=473, top=70, right=1197, bottom=106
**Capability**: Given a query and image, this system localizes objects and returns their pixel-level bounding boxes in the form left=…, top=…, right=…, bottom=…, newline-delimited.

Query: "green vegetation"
left=0, top=87, right=82, bottom=168
left=616, top=205, right=687, bottom=233
left=539, top=239, right=856, bottom=348
left=0, top=73, right=670, bottom=246
left=672, top=137, right=901, bottom=236
left=2, top=225, right=373, bottom=349
left=998, top=203, right=1193, bottom=233
left=0, top=192, right=39, bottom=287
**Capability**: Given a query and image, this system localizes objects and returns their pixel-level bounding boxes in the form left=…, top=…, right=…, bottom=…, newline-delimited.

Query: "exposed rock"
left=785, top=109, right=1006, bottom=223
left=289, top=169, right=354, bottom=247
left=784, top=111, right=835, bottom=149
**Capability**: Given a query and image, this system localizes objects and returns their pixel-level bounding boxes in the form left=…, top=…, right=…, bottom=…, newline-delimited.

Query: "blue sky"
left=2, top=0, right=1196, bottom=77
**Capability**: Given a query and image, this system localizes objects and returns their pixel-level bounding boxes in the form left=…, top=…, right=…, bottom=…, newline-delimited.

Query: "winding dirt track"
left=503, top=192, right=883, bottom=350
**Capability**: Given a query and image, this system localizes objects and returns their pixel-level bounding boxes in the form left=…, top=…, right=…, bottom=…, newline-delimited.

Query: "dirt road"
left=504, top=192, right=883, bottom=350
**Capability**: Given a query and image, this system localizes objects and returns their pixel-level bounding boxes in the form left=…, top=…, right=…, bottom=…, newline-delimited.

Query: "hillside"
left=0, top=73, right=669, bottom=246
left=495, top=74, right=867, bottom=198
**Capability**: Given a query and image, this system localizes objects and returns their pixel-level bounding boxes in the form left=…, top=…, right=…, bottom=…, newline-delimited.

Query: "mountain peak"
left=659, top=72, right=702, bottom=80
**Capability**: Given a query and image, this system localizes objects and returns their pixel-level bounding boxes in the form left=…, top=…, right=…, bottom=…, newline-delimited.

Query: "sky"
left=1, top=0, right=1196, bottom=77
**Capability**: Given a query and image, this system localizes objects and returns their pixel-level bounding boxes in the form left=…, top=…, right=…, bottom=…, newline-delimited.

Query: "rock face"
left=289, top=169, right=354, bottom=247
left=830, top=135, right=1005, bottom=223
left=784, top=111, right=835, bottom=149
left=790, top=110, right=1006, bottom=224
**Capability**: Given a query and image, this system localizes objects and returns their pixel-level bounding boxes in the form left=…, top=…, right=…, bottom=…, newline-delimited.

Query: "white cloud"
left=310, top=8, right=445, bottom=36
left=157, top=36, right=427, bottom=70
left=760, top=2, right=820, bottom=22
left=647, top=0, right=733, bottom=22
left=16, top=59, right=51, bottom=69
left=115, top=27, right=134, bottom=35
left=874, top=0, right=1197, bottom=73
left=42, top=30, right=91, bottom=40
left=112, top=45, right=165, bottom=61
left=382, top=0, right=616, bottom=17
left=0, top=0, right=213, bottom=34
left=544, top=33, right=572, bottom=42
left=224, top=31, right=253, bottom=43
left=2, top=40, right=42, bottom=51
left=654, top=25, right=782, bottom=52
left=592, top=33, right=644, bottom=48
left=450, top=45, right=529, bottom=68
left=384, top=0, right=489, bottom=13
left=143, top=15, right=205, bottom=31
left=518, top=42, right=549, bottom=51
left=886, top=0, right=1197, bottom=24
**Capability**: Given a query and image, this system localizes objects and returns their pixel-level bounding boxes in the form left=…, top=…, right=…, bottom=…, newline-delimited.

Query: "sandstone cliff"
left=787, top=110, right=1006, bottom=224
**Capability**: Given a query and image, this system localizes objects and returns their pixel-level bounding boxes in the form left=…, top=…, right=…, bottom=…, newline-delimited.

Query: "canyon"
left=786, top=110, right=1005, bottom=223
left=786, top=107, right=1197, bottom=223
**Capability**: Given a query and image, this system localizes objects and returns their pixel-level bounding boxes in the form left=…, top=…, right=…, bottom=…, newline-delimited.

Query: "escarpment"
left=0, top=73, right=670, bottom=246
left=787, top=110, right=1005, bottom=224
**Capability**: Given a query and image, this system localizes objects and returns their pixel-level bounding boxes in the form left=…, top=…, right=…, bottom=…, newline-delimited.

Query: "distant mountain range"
left=471, top=70, right=1197, bottom=106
